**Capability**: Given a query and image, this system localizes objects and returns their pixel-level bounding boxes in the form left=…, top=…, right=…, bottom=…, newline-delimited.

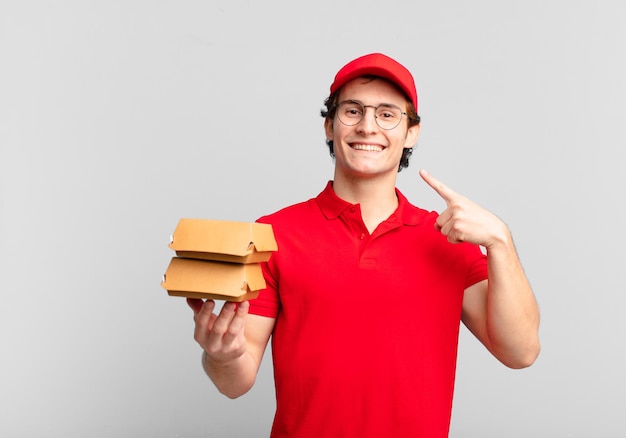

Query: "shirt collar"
left=316, top=181, right=428, bottom=226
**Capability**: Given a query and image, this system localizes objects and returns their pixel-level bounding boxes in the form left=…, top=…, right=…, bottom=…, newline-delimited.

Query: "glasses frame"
left=335, top=100, right=408, bottom=130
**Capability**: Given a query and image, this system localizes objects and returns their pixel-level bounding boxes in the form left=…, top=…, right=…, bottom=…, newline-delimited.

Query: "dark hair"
left=320, top=75, right=421, bottom=172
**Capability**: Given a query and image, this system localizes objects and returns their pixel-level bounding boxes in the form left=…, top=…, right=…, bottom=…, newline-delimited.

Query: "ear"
left=324, top=117, right=334, bottom=142
left=404, top=123, right=420, bottom=149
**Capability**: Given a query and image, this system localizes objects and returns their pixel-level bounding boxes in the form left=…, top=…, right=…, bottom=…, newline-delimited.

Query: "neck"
left=332, top=172, right=399, bottom=233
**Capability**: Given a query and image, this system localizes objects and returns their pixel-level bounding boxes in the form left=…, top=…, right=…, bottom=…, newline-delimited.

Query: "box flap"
left=160, top=257, right=266, bottom=300
left=168, top=218, right=277, bottom=263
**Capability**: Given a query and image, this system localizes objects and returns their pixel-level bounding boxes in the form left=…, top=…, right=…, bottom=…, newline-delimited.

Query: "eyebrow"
left=341, top=99, right=401, bottom=109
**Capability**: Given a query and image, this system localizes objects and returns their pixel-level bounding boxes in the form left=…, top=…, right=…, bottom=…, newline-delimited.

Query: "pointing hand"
left=419, top=169, right=509, bottom=249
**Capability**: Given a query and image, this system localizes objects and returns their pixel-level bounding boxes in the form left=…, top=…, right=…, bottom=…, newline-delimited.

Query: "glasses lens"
left=375, top=106, right=402, bottom=130
left=337, top=101, right=363, bottom=126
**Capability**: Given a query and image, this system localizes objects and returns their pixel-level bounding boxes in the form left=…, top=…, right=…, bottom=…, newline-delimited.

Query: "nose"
left=356, top=106, right=378, bottom=133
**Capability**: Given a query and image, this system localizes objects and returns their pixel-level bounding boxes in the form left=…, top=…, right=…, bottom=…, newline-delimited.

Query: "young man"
left=187, top=53, right=540, bottom=437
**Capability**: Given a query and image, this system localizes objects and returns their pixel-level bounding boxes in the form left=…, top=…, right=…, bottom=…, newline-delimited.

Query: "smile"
left=351, top=143, right=385, bottom=152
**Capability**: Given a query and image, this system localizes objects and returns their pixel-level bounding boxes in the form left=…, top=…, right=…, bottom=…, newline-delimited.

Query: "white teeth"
left=352, top=144, right=383, bottom=152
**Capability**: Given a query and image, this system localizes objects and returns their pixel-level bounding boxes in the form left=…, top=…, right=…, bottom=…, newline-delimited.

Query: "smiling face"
left=325, top=77, right=420, bottom=182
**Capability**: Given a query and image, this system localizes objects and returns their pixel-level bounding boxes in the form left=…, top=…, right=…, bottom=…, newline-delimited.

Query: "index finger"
left=419, top=169, right=457, bottom=204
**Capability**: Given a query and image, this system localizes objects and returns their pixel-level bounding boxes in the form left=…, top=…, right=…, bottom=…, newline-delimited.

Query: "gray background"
left=1, top=1, right=625, bottom=437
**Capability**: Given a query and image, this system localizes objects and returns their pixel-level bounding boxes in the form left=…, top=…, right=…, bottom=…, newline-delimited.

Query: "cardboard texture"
left=161, top=218, right=277, bottom=301
left=161, top=257, right=265, bottom=302
left=168, top=218, right=278, bottom=264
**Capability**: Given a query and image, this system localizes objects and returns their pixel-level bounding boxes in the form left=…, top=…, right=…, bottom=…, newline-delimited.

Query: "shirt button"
left=360, top=233, right=365, bottom=240
left=350, top=206, right=356, bottom=213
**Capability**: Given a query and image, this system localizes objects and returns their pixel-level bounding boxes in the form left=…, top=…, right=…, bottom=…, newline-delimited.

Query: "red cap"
left=330, top=53, right=418, bottom=112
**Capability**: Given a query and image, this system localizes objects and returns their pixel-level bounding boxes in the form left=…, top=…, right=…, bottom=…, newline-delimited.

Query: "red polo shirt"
left=251, top=181, right=488, bottom=438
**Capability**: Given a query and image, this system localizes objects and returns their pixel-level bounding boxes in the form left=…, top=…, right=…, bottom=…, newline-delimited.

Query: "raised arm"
left=187, top=299, right=275, bottom=398
left=419, top=169, right=540, bottom=368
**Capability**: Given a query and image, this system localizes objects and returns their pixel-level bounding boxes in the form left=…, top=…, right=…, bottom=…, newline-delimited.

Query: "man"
left=187, top=53, right=540, bottom=437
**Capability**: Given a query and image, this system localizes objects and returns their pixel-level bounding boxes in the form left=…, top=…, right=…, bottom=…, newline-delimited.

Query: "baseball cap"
left=330, top=53, right=418, bottom=112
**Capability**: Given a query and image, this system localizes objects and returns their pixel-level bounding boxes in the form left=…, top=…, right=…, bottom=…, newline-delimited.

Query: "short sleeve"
left=248, top=259, right=281, bottom=318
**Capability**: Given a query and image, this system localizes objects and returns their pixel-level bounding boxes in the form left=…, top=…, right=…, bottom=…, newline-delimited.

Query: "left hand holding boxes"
left=160, top=218, right=277, bottom=301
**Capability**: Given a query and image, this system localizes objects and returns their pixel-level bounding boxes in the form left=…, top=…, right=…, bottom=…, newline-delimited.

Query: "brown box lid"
left=168, top=218, right=277, bottom=264
left=161, top=257, right=266, bottom=301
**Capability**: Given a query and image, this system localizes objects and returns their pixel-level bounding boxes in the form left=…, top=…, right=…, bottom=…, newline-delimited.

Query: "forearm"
left=202, top=349, right=260, bottom=399
left=485, top=232, right=540, bottom=368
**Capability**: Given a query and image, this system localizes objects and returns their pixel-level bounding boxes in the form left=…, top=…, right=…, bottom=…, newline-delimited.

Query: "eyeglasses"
left=335, top=100, right=407, bottom=130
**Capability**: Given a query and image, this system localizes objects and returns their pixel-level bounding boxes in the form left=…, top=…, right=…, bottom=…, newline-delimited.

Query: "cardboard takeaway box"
left=160, top=218, right=277, bottom=301
left=161, top=257, right=266, bottom=301
left=168, top=218, right=277, bottom=264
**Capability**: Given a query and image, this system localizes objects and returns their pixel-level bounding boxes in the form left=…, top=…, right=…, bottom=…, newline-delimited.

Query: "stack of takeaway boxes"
left=161, top=218, right=278, bottom=302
